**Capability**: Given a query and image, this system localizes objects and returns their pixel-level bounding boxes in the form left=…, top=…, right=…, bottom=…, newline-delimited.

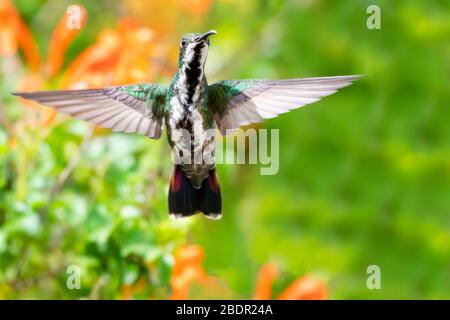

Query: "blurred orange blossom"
left=0, top=0, right=40, bottom=70
left=170, top=244, right=210, bottom=299
left=0, top=1, right=181, bottom=140
left=254, top=263, right=328, bottom=300
left=170, top=245, right=327, bottom=300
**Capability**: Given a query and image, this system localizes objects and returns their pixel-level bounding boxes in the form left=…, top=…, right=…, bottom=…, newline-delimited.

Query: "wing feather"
left=208, top=75, right=361, bottom=134
left=13, top=84, right=167, bottom=139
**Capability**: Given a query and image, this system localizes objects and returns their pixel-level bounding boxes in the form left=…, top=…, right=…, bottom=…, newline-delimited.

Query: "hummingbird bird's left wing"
left=207, top=75, right=361, bottom=135
left=13, top=84, right=167, bottom=139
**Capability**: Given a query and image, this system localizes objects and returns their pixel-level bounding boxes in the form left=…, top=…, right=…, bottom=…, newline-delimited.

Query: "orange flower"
left=3, top=2, right=90, bottom=128
left=0, top=0, right=41, bottom=70
left=62, top=18, right=168, bottom=89
left=46, top=4, right=88, bottom=77
left=62, top=28, right=122, bottom=88
left=253, top=263, right=278, bottom=300
left=170, top=245, right=207, bottom=300
left=7, top=1, right=173, bottom=131
left=112, top=18, right=156, bottom=85
left=169, top=248, right=328, bottom=300
left=254, top=263, right=328, bottom=300
left=180, top=0, right=213, bottom=16
left=277, top=274, right=328, bottom=300
left=121, top=277, right=147, bottom=300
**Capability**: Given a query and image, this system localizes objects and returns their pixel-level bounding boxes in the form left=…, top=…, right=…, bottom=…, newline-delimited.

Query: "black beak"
left=194, top=30, right=217, bottom=42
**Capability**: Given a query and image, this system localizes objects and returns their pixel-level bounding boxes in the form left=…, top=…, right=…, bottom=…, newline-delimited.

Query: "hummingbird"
left=13, top=30, right=360, bottom=220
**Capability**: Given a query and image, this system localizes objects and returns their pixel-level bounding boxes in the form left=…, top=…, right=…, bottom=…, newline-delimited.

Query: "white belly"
left=168, top=96, right=216, bottom=186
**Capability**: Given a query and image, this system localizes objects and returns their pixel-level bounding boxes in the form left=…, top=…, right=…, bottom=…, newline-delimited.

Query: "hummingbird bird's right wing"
left=207, top=75, right=361, bottom=135
left=13, top=84, right=167, bottom=139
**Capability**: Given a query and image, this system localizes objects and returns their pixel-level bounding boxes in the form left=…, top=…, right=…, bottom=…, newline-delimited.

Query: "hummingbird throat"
left=177, top=42, right=208, bottom=106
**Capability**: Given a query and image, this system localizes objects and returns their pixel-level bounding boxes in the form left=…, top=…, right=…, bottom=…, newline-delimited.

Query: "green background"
left=0, top=0, right=449, bottom=299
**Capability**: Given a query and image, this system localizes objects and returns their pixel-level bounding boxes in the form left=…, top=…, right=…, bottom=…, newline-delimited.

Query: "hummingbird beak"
left=194, top=30, right=217, bottom=42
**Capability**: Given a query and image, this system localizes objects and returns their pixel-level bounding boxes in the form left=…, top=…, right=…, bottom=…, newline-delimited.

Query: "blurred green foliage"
left=0, top=0, right=449, bottom=299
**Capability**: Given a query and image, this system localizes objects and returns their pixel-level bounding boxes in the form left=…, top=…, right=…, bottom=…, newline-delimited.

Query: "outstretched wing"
left=13, top=84, right=167, bottom=139
left=208, top=75, right=361, bottom=135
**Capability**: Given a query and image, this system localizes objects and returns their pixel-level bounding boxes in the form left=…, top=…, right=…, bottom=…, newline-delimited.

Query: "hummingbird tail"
left=168, top=166, right=222, bottom=220
left=200, top=168, right=222, bottom=220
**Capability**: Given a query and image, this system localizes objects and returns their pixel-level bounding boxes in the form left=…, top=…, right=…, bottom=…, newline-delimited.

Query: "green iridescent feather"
left=207, top=80, right=257, bottom=115
left=119, top=84, right=167, bottom=119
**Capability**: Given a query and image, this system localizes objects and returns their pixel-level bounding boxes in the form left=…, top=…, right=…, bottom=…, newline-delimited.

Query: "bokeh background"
left=0, top=0, right=449, bottom=299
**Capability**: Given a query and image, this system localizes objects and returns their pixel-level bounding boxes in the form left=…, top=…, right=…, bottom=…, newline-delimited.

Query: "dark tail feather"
left=168, top=165, right=198, bottom=217
left=200, top=168, right=222, bottom=220
left=168, top=166, right=222, bottom=219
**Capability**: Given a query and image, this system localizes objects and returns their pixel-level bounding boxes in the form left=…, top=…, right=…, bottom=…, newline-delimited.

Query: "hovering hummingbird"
left=14, top=30, right=360, bottom=220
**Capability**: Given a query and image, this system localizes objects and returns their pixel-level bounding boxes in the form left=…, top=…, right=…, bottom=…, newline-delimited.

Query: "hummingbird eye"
left=180, top=39, right=187, bottom=47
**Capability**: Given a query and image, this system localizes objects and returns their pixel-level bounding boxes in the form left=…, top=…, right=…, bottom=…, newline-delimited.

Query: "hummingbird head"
left=178, top=30, right=217, bottom=68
